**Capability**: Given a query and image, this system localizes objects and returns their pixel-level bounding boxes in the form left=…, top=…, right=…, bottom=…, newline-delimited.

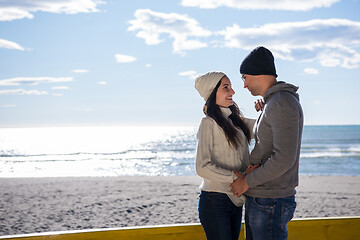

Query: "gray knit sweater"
left=245, top=81, right=304, bottom=198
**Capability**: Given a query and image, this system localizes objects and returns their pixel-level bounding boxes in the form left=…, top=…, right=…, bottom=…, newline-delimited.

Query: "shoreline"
left=1, top=175, right=359, bottom=236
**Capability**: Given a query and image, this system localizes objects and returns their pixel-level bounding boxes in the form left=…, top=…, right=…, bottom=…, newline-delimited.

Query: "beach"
left=0, top=175, right=359, bottom=236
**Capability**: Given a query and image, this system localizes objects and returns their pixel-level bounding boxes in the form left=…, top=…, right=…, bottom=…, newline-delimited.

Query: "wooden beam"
left=1, top=217, right=359, bottom=240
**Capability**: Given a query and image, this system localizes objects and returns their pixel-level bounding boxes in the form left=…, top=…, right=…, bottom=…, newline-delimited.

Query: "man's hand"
left=244, top=164, right=260, bottom=175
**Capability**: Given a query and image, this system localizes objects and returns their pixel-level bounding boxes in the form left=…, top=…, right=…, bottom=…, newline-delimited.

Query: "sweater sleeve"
left=243, top=118, right=256, bottom=139
left=246, top=93, right=301, bottom=188
left=195, top=118, right=236, bottom=183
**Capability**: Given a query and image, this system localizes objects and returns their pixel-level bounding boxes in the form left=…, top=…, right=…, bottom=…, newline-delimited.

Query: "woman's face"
left=216, top=76, right=235, bottom=108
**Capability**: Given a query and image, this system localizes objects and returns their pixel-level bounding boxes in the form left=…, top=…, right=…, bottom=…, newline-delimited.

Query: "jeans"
left=198, top=191, right=243, bottom=240
left=245, top=195, right=296, bottom=240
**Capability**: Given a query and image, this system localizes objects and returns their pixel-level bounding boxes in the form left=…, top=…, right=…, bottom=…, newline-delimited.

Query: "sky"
left=0, top=0, right=360, bottom=127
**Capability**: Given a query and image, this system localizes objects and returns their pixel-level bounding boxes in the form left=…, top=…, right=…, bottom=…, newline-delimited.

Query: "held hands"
left=254, top=99, right=264, bottom=112
left=230, top=164, right=260, bottom=197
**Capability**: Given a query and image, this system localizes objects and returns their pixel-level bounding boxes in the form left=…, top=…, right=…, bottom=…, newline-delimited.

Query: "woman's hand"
left=231, top=165, right=260, bottom=197
left=231, top=171, right=249, bottom=197
left=254, top=99, right=264, bottom=112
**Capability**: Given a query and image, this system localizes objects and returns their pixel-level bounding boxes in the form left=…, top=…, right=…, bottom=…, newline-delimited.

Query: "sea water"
left=0, top=125, right=359, bottom=177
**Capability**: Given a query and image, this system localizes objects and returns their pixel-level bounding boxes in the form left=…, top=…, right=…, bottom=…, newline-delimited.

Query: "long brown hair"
left=205, top=80, right=251, bottom=148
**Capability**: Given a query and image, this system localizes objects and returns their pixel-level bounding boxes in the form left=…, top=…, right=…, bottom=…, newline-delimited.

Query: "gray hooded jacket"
left=245, top=81, right=304, bottom=198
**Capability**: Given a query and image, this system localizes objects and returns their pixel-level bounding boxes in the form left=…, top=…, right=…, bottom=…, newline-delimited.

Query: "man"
left=231, top=46, right=304, bottom=240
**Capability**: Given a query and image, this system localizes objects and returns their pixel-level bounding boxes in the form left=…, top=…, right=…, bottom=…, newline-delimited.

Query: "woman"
left=195, top=71, right=257, bottom=240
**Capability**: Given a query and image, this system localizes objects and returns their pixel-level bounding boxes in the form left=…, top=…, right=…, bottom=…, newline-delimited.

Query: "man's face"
left=242, top=74, right=260, bottom=96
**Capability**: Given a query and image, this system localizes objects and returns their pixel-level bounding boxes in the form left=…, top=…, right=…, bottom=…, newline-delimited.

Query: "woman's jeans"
left=245, top=195, right=296, bottom=240
left=198, top=191, right=243, bottom=240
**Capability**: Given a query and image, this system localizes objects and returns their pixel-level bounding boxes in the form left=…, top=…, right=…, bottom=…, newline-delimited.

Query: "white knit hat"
left=195, top=71, right=226, bottom=101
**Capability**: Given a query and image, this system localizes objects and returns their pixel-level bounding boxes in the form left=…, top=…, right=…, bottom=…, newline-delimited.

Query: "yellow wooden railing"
left=0, top=216, right=359, bottom=240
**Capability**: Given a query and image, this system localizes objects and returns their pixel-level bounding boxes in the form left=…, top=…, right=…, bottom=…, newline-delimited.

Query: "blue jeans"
left=198, top=191, right=243, bottom=240
left=245, top=196, right=296, bottom=240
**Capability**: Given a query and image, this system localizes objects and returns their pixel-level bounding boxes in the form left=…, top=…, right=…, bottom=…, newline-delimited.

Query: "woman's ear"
left=203, top=104, right=207, bottom=115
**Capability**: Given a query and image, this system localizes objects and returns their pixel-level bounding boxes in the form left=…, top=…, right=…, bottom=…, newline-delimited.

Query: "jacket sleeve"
left=195, top=118, right=236, bottom=183
left=246, top=93, right=302, bottom=187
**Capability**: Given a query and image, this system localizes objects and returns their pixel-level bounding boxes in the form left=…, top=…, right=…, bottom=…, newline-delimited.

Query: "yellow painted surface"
left=0, top=217, right=359, bottom=240
left=287, top=217, right=360, bottom=240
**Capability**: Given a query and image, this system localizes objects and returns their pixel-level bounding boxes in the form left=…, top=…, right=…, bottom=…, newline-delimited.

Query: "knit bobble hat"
left=195, top=71, right=225, bottom=101
left=240, top=46, right=278, bottom=78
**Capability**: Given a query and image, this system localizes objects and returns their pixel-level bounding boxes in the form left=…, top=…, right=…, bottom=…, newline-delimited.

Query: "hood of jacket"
left=263, top=81, right=299, bottom=102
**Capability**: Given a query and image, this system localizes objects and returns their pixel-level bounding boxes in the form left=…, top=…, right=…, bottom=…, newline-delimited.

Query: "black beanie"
left=240, top=46, right=278, bottom=78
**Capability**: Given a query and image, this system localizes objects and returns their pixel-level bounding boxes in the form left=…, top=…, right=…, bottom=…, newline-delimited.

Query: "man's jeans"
left=198, top=191, right=243, bottom=240
left=245, top=195, right=296, bottom=240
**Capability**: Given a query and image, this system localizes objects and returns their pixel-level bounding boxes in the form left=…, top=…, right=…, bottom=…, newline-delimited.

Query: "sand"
left=0, top=175, right=359, bottom=236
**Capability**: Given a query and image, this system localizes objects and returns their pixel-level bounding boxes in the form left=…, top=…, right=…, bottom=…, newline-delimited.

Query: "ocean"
left=0, top=125, right=359, bottom=177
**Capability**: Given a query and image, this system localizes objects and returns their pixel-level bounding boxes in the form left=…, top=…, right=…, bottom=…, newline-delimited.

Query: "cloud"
left=128, top=9, right=212, bottom=54
left=0, top=89, right=48, bottom=95
left=145, top=64, right=152, bottom=68
left=179, top=70, right=198, bottom=79
left=128, top=10, right=360, bottom=68
left=0, top=104, right=16, bottom=108
left=0, top=0, right=103, bottom=21
left=0, top=38, right=25, bottom=50
left=0, top=77, right=73, bottom=86
left=52, top=86, right=69, bottom=90
left=180, top=0, right=340, bottom=11
left=219, top=18, right=360, bottom=68
left=115, top=54, right=137, bottom=63
left=304, top=68, right=319, bottom=75
left=72, top=69, right=89, bottom=73
left=98, top=81, right=107, bottom=85
left=75, top=107, right=93, bottom=112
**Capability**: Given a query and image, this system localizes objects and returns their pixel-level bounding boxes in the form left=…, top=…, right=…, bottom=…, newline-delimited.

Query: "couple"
left=195, top=46, right=304, bottom=240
